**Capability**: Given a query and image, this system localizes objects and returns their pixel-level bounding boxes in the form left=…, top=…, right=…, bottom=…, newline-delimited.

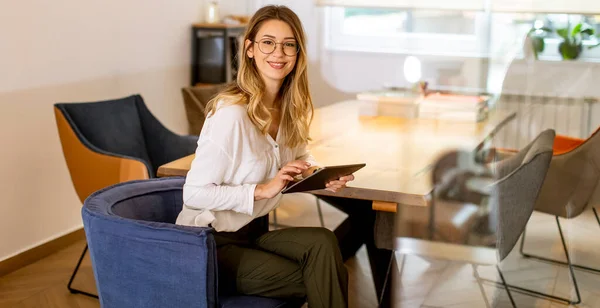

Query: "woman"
left=176, top=5, right=354, bottom=307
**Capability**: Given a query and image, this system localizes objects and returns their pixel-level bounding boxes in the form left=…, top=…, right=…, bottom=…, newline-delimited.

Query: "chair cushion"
left=220, top=295, right=305, bottom=308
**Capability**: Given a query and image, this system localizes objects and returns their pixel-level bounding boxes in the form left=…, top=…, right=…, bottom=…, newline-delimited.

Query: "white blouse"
left=175, top=100, right=318, bottom=232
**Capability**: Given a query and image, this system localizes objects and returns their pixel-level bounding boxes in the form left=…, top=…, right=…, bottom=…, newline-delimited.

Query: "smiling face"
left=246, top=19, right=298, bottom=86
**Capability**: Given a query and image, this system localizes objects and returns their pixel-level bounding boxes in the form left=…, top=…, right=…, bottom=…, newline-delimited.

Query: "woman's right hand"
left=255, top=160, right=310, bottom=200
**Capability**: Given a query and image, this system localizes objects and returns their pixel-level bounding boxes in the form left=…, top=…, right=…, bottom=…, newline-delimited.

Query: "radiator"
left=492, top=94, right=598, bottom=149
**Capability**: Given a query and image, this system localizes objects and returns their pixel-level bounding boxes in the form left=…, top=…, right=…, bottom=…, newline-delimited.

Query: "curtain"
left=314, top=0, right=485, bottom=11
left=490, top=0, right=600, bottom=14
left=315, top=0, right=600, bottom=14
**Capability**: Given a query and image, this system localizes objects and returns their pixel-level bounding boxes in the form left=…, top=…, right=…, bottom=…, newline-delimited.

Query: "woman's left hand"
left=325, top=174, right=355, bottom=193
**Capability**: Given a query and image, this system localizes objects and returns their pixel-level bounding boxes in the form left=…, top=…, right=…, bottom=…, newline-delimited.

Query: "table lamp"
left=404, top=56, right=428, bottom=96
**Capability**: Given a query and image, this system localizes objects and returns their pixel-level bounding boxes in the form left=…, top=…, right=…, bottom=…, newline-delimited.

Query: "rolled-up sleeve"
left=183, top=139, right=256, bottom=216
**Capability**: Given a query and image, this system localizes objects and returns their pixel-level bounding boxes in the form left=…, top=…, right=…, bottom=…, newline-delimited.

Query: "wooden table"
left=158, top=100, right=512, bottom=212
left=158, top=99, right=513, bottom=307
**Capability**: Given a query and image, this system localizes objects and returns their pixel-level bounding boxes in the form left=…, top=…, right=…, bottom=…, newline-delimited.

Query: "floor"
left=274, top=194, right=600, bottom=308
left=1, top=193, right=599, bottom=308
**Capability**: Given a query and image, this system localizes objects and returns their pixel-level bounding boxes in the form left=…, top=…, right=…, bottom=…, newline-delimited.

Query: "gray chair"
left=182, top=84, right=227, bottom=136
left=395, top=129, right=555, bottom=307
left=516, top=127, right=600, bottom=305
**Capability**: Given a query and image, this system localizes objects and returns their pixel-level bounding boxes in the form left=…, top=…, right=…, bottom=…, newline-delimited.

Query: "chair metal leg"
left=473, top=265, right=517, bottom=307
left=503, top=216, right=582, bottom=305
left=472, top=264, right=492, bottom=308
left=520, top=212, right=600, bottom=274
left=496, top=265, right=518, bottom=308
left=315, top=197, right=325, bottom=228
left=67, top=244, right=99, bottom=299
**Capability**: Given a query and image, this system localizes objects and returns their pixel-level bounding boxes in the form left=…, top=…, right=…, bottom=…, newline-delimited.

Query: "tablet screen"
left=281, top=163, right=366, bottom=194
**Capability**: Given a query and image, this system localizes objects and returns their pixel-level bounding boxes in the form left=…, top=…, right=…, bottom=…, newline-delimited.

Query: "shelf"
left=192, top=23, right=247, bottom=29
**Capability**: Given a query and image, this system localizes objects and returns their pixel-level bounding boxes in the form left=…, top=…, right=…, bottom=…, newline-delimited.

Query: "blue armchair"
left=82, top=177, right=304, bottom=308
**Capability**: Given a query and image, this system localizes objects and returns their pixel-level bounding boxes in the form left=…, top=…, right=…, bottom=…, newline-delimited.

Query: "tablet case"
left=281, top=163, right=366, bottom=194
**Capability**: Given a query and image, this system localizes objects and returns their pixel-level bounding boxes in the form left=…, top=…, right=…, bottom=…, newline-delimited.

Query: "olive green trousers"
left=215, top=226, right=348, bottom=308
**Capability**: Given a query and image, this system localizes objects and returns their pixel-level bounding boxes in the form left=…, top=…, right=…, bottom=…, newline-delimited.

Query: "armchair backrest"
left=55, top=94, right=197, bottom=181
left=82, top=177, right=218, bottom=308
left=55, top=95, right=154, bottom=174
left=181, top=84, right=226, bottom=136
left=54, top=99, right=151, bottom=204
left=490, top=129, right=555, bottom=261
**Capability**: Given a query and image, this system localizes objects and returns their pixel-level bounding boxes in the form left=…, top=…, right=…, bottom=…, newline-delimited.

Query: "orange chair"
left=54, top=94, right=197, bottom=298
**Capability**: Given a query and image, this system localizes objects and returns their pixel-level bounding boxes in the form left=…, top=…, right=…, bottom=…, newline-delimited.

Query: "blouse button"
left=275, top=144, right=279, bottom=148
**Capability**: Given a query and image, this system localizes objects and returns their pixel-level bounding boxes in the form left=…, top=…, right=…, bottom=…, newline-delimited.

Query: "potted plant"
left=527, top=26, right=552, bottom=59
left=557, top=22, right=595, bottom=60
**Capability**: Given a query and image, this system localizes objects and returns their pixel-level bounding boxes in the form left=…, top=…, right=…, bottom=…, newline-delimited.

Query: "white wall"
left=3, top=0, right=599, bottom=263
left=0, top=0, right=206, bottom=261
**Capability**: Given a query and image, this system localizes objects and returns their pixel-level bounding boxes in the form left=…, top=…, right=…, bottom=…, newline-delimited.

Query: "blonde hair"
left=205, top=5, right=313, bottom=149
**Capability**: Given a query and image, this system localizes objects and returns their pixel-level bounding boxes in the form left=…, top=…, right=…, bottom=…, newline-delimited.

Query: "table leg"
left=366, top=237, right=394, bottom=307
left=316, top=195, right=396, bottom=306
left=367, top=202, right=397, bottom=308
left=318, top=196, right=373, bottom=261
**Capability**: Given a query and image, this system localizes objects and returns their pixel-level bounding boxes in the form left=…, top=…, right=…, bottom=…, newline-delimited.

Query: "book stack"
left=418, top=93, right=490, bottom=122
left=356, top=90, right=421, bottom=118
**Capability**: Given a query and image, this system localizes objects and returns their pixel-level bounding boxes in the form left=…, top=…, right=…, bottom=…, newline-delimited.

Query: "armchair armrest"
left=134, top=97, right=199, bottom=171
left=82, top=207, right=218, bottom=308
left=149, top=131, right=198, bottom=171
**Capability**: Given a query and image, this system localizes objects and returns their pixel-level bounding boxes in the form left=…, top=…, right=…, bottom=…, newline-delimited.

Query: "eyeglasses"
left=253, top=38, right=299, bottom=56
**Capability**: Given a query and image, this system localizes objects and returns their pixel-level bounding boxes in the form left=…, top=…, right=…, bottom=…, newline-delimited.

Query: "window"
left=487, top=13, right=600, bottom=61
left=326, top=7, right=600, bottom=61
left=326, top=7, right=489, bottom=57
left=342, top=8, right=477, bottom=35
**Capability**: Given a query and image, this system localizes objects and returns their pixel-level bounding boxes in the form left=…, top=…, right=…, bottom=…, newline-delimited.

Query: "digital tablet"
left=281, top=163, right=366, bottom=194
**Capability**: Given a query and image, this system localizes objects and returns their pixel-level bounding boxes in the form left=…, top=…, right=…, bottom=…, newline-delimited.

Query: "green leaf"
left=581, top=28, right=595, bottom=36
left=571, top=23, right=582, bottom=37
left=589, top=42, right=600, bottom=50
left=557, top=28, right=570, bottom=40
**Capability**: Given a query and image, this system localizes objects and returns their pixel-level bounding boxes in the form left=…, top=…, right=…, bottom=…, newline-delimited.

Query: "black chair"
left=54, top=94, right=198, bottom=298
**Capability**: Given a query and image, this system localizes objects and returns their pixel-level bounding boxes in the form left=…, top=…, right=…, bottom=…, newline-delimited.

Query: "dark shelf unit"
left=190, top=23, right=247, bottom=86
